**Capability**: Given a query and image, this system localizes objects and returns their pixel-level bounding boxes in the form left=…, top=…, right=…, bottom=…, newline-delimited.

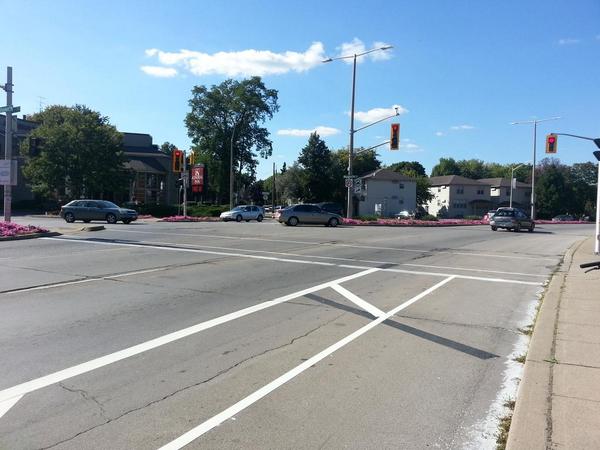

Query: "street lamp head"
left=380, top=45, right=393, bottom=51
left=594, top=150, right=600, bottom=161
left=321, top=58, right=333, bottom=63
left=394, top=106, right=399, bottom=115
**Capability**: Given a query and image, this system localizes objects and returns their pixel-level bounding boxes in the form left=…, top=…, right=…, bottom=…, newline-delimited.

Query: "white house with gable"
left=356, top=169, right=417, bottom=217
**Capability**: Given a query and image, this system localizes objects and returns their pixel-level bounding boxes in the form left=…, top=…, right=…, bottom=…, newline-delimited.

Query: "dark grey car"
left=277, top=204, right=342, bottom=227
left=490, top=207, right=534, bottom=232
left=60, top=200, right=138, bottom=224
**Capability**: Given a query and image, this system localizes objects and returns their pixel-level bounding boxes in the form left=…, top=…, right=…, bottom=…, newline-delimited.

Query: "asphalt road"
left=0, top=217, right=594, bottom=449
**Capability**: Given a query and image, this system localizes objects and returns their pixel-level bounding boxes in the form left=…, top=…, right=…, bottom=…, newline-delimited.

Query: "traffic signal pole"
left=2, top=67, right=13, bottom=222
left=182, top=152, right=187, bottom=217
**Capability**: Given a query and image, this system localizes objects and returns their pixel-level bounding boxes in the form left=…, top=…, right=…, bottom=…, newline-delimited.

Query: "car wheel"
left=106, top=213, right=117, bottom=224
left=257, top=215, right=263, bottom=222
left=123, top=219, right=132, bottom=224
left=491, top=226, right=497, bottom=231
left=327, top=218, right=339, bottom=228
left=287, top=216, right=299, bottom=226
left=528, top=224, right=535, bottom=232
left=83, top=219, right=91, bottom=223
left=64, top=212, right=75, bottom=223
left=236, top=215, right=242, bottom=222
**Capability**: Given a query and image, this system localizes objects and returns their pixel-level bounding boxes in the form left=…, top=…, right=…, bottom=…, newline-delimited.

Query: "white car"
left=395, top=210, right=415, bottom=219
left=220, top=205, right=264, bottom=222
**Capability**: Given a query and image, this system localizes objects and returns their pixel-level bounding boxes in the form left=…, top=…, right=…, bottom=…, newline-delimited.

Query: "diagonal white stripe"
left=158, top=276, right=455, bottom=450
left=0, top=395, right=23, bottom=419
left=329, top=283, right=385, bottom=318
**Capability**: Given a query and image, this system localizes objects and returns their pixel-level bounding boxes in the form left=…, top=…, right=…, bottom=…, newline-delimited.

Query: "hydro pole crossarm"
left=353, top=108, right=400, bottom=134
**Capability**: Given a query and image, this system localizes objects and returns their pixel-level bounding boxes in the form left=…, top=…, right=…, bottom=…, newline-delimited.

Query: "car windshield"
left=495, top=210, right=515, bottom=217
left=231, top=206, right=244, bottom=211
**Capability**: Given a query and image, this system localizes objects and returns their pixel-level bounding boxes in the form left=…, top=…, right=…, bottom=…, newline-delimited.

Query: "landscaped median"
left=159, top=215, right=222, bottom=222
left=342, top=218, right=488, bottom=227
left=0, top=221, right=56, bottom=241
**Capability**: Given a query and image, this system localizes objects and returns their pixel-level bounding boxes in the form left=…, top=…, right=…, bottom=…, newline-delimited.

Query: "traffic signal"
left=29, top=137, right=42, bottom=157
left=545, top=134, right=558, bottom=154
left=390, top=123, right=400, bottom=150
left=188, top=151, right=195, bottom=166
left=172, top=149, right=184, bottom=172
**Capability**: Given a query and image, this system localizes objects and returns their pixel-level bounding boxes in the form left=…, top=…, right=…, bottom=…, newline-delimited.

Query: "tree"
left=280, top=162, right=287, bottom=174
left=430, top=157, right=461, bottom=177
left=185, top=77, right=279, bottom=203
left=276, top=163, right=305, bottom=204
left=456, top=159, right=489, bottom=179
left=387, top=161, right=426, bottom=177
left=297, top=133, right=334, bottom=202
left=535, top=159, right=573, bottom=218
left=160, top=141, right=176, bottom=156
left=388, top=162, right=433, bottom=206
left=21, top=105, right=127, bottom=200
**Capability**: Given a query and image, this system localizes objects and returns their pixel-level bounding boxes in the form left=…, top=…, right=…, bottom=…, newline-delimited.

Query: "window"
left=456, top=187, right=464, bottom=194
left=399, top=183, right=404, bottom=189
left=477, top=189, right=484, bottom=195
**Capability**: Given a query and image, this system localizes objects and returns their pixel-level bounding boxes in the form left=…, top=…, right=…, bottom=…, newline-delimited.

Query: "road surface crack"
left=40, top=313, right=343, bottom=449
left=58, top=382, right=108, bottom=419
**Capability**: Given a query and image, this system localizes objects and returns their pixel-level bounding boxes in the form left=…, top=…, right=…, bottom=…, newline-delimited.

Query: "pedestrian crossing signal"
left=545, top=134, right=557, bottom=154
left=390, top=123, right=400, bottom=150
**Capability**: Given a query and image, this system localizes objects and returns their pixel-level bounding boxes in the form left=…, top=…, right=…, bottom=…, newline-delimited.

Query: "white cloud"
left=142, top=42, right=326, bottom=77
left=399, top=142, right=423, bottom=153
left=558, top=38, right=580, bottom=45
left=435, top=131, right=445, bottom=136
left=353, top=104, right=408, bottom=124
left=336, top=38, right=393, bottom=64
left=140, top=66, right=178, bottom=78
left=450, top=124, right=475, bottom=130
left=277, top=126, right=341, bottom=137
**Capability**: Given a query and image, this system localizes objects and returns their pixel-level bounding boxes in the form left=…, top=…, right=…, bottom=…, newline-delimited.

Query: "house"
left=1, top=113, right=177, bottom=206
left=477, top=177, right=531, bottom=209
left=356, top=169, right=417, bottom=217
left=426, top=175, right=493, bottom=218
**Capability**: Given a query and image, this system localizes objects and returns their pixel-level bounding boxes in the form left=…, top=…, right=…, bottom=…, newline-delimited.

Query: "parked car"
left=552, top=214, right=575, bottom=222
left=490, top=207, right=534, bottom=232
left=395, top=210, right=415, bottom=219
left=220, top=205, right=264, bottom=222
left=277, top=204, right=342, bottom=227
left=316, top=202, right=344, bottom=216
left=60, top=200, right=138, bottom=224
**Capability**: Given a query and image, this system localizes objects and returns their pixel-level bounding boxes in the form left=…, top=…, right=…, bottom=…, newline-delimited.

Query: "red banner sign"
left=191, top=164, right=204, bottom=193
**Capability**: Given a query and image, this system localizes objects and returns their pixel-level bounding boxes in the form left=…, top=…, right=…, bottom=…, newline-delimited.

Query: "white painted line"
left=329, top=283, right=385, bottom=318
left=41, top=237, right=544, bottom=286
left=0, top=395, right=23, bottom=419
left=113, top=229, right=557, bottom=262
left=1, top=267, right=172, bottom=295
left=158, top=276, right=456, bottom=450
left=130, top=240, right=547, bottom=279
left=0, top=268, right=379, bottom=407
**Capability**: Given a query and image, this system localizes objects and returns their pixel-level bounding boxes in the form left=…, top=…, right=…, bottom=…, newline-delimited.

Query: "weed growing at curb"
left=496, top=398, right=516, bottom=450
left=514, top=353, right=527, bottom=364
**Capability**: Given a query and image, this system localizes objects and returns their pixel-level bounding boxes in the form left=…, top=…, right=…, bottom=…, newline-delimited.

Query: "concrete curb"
left=506, top=237, right=587, bottom=449
left=79, top=225, right=105, bottom=232
left=0, top=231, right=62, bottom=242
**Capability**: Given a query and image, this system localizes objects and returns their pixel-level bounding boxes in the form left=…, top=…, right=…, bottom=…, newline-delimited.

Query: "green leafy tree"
left=387, top=161, right=426, bottom=177
left=280, top=162, right=287, bottom=174
left=276, top=163, right=305, bottom=204
left=185, top=77, right=279, bottom=203
left=21, top=105, right=127, bottom=200
left=160, top=141, right=176, bottom=156
left=330, top=148, right=381, bottom=204
left=430, top=157, right=461, bottom=176
left=297, top=133, right=335, bottom=202
left=456, top=159, right=489, bottom=179
left=535, top=159, right=573, bottom=218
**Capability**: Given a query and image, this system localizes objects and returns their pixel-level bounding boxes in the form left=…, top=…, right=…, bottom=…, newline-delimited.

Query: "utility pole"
left=272, top=162, right=276, bottom=214
left=182, top=151, right=187, bottom=217
left=2, top=67, right=13, bottom=222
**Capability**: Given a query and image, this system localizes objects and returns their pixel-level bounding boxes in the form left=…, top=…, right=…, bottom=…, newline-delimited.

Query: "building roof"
left=124, top=156, right=169, bottom=174
left=478, top=177, right=531, bottom=188
left=428, top=175, right=488, bottom=186
left=360, top=168, right=415, bottom=181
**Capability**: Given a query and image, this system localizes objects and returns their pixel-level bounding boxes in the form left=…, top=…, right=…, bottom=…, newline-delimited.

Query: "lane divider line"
left=329, top=284, right=385, bottom=318
left=0, top=268, right=379, bottom=413
left=40, top=237, right=543, bottom=286
left=0, top=395, right=22, bottom=419
left=158, top=276, right=456, bottom=450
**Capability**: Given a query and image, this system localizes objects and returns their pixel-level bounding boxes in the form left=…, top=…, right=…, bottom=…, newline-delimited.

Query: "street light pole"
left=510, top=163, right=525, bottom=208
left=594, top=150, right=600, bottom=255
left=2, top=67, right=13, bottom=222
left=511, top=116, right=561, bottom=220
left=347, top=54, right=357, bottom=219
left=323, top=45, right=393, bottom=219
left=229, top=122, right=236, bottom=210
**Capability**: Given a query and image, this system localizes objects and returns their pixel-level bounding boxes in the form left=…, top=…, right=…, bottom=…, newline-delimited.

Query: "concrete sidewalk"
left=507, top=236, right=600, bottom=449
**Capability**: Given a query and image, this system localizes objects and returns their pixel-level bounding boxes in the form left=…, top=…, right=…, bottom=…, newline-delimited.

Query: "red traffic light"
left=390, top=123, right=400, bottom=150
left=545, top=134, right=558, bottom=154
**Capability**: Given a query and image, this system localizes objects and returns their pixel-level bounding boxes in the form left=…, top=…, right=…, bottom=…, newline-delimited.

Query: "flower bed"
left=159, top=215, right=221, bottom=222
left=535, top=220, right=590, bottom=224
left=342, top=218, right=487, bottom=227
left=1, top=221, right=49, bottom=237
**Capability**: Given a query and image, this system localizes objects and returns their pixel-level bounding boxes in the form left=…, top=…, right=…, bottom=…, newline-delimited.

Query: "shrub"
left=187, top=204, right=230, bottom=217
left=355, top=215, right=379, bottom=222
left=421, top=214, right=438, bottom=221
left=135, top=204, right=178, bottom=218
left=465, top=215, right=482, bottom=220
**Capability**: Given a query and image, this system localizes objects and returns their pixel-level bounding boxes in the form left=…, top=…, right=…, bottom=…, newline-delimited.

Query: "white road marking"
left=1, top=267, right=173, bottom=295
left=126, top=239, right=547, bottom=279
left=113, top=229, right=558, bottom=262
left=0, top=268, right=378, bottom=412
left=0, top=395, right=23, bottom=419
left=330, top=283, right=385, bottom=317
left=40, top=237, right=544, bottom=286
left=158, top=276, right=456, bottom=450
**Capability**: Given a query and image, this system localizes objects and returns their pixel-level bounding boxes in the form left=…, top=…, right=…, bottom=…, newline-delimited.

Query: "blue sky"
left=3, top=0, right=599, bottom=179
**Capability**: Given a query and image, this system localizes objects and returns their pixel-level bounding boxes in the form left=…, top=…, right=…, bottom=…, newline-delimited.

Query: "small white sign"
left=0, top=160, right=17, bottom=186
